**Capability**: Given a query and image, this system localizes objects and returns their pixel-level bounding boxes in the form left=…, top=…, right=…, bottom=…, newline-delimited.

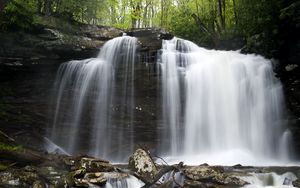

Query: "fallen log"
left=140, top=162, right=184, bottom=188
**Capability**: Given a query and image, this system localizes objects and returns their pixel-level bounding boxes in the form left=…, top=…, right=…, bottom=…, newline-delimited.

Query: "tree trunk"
left=44, top=0, right=52, bottom=16
left=217, top=0, right=225, bottom=30
left=233, top=0, right=238, bottom=25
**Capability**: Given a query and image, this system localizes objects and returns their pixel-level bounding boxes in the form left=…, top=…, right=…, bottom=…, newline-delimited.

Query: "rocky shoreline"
left=0, top=132, right=299, bottom=188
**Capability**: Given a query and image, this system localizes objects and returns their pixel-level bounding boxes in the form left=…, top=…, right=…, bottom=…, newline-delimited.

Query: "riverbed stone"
left=184, top=179, right=216, bottom=188
left=0, top=168, right=41, bottom=187
left=293, top=179, right=300, bottom=187
left=128, top=148, right=158, bottom=182
left=184, top=166, right=221, bottom=181
left=80, top=157, right=114, bottom=172
left=184, top=166, right=248, bottom=187
left=73, top=168, right=86, bottom=179
left=32, top=180, right=45, bottom=188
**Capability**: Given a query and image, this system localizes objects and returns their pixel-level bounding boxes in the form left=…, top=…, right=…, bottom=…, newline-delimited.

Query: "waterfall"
left=50, top=36, right=137, bottom=161
left=49, top=35, right=293, bottom=165
left=240, top=172, right=297, bottom=188
left=159, top=37, right=292, bottom=165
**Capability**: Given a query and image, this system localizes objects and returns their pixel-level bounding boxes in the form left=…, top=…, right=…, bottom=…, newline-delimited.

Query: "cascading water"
left=50, top=36, right=137, bottom=161
left=159, top=37, right=292, bottom=165
left=241, top=172, right=297, bottom=188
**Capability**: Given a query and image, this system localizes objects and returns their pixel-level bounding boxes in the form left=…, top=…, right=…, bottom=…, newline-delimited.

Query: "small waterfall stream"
left=159, top=37, right=292, bottom=165
left=241, top=172, right=297, bottom=188
left=50, top=36, right=137, bottom=161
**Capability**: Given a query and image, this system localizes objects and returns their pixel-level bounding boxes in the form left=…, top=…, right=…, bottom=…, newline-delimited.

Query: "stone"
left=184, top=179, right=216, bottom=188
left=0, top=172, right=21, bottom=186
left=184, top=166, right=248, bottom=187
left=213, top=175, right=248, bottom=186
left=73, top=168, right=86, bottom=179
left=88, top=177, right=107, bottom=186
left=293, top=179, right=300, bottom=188
left=74, top=178, right=89, bottom=187
left=0, top=168, right=42, bottom=187
left=79, top=172, right=107, bottom=186
left=80, top=157, right=114, bottom=172
left=32, top=180, right=45, bottom=188
left=128, top=148, right=158, bottom=182
left=184, top=166, right=218, bottom=181
left=100, top=172, right=129, bottom=179
left=285, top=64, right=298, bottom=72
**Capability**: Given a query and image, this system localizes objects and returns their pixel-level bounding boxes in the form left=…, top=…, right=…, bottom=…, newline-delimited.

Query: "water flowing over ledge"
left=49, top=35, right=296, bottom=166
left=50, top=36, right=137, bottom=161
left=159, top=37, right=293, bottom=166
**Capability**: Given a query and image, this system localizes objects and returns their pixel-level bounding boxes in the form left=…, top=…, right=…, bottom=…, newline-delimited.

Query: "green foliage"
left=0, top=0, right=37, bottom=31
left=0, top=0, right=298, bottom=52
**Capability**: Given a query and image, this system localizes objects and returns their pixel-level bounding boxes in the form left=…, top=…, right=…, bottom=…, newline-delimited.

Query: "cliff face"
left=0, top=17, right=172, bottom=153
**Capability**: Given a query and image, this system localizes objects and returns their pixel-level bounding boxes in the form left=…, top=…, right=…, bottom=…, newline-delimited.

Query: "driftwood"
left=140, top=162, right=184, bottom=188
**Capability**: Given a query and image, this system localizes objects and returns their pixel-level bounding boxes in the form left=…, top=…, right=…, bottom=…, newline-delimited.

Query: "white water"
left=50, top=36, right=137, bottom=161
left=160, top=37, right=293, bottom=165
left=104, top=176, right=144, bottom=188
left=241, top=172, right=297, bottom=188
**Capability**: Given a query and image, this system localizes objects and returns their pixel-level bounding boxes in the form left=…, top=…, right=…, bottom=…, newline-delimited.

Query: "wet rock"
left=213, top=175, right=248, bottom=186
left=184, top=166, right=248, bottom=187
left=83, top=25, right=123, bottom=40
left=79, top=157, right=114, bottom=172
left=128, top=148, right=158, bottom=182
left=184, top=179, right=216, bottom=188
left=293, top=179, right=300, bottom=187
left=73, top=172, right=108, bottom=187
left=184, top=166, right=222, bottom=181
left=74, top=178, right=90, bottom=187
left=101, top=172, right=129, bottom=179
left=0, top=168, right=41, bottom=187
left=84, top=173, right=107, bottom=186
left=73, top=168, right=86, bottom=179
left=32, top=180, right=45, bottom=188
left=37, top=166, right=73, bottom=187
left=0, top=172, right=21, bottom=187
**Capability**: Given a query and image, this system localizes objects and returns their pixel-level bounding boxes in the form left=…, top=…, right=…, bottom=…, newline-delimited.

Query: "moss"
left=0, top=161, right=16, bottom=171
left=0, top=142, right=23, bottom=152
left=33, top=15, right=81, bottom=34
left=0, top=163, right=10, bottom=171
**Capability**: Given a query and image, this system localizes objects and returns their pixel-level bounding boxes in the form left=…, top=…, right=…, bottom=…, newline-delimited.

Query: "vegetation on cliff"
left=0, top=0, right=298, bottom=52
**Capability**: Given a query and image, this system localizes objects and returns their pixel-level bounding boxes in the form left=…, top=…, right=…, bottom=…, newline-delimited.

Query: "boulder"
left=184, top=179, right=216, bottom=188
left=84, top=172, right=107, bottom=186
left=293, top=179, right=300, bottom=188
left=32, top=180, right=45, bottom=188
left=183, top=166, right=248, bottom=187
left=128, top=148, right=158, bottom=182
left=184, top=166, right=222, bottom=181
left=0, top=168, right=41, bottom=187
left=79, top=157, right=114, bottom=172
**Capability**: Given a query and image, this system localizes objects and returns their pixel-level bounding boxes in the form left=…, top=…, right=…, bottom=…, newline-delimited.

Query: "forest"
left=0, top=0, right=299, bottom=55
